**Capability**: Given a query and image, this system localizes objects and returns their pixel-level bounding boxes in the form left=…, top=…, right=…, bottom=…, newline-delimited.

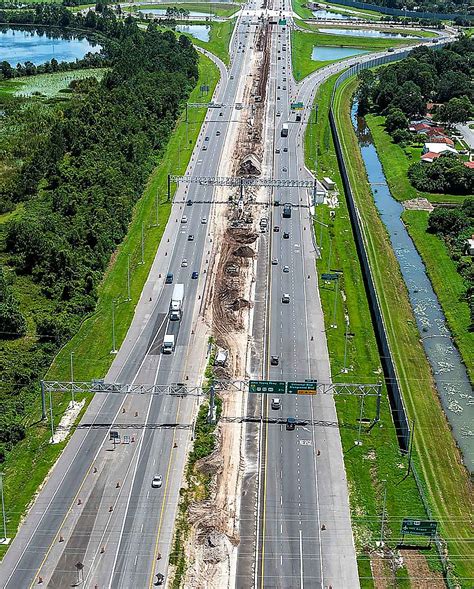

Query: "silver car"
left=152, top=475, right=163, bottom=488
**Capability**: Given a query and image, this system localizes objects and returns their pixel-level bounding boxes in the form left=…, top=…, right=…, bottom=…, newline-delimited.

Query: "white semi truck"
left=281, top=123, right=288, bottom=137
left=169, top=283, right=184, bottom=321
left=162, top=334, right=175, bottom=354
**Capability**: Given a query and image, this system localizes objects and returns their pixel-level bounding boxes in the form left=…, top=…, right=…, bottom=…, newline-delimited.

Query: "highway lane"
left=0, top=10, right=259, bottom=588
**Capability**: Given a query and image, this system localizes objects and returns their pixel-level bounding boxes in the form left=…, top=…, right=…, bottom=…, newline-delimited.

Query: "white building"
left=422, top=143, right=457, bottom=155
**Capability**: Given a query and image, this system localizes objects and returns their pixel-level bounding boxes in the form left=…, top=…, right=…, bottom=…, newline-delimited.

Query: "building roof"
left=421, top=152, right=441, bottom=163
left=423, top=143, right=457, bottom=155
left=429, top=136, right=454, bottom=146
left=411, top=122, right=432, bottom=132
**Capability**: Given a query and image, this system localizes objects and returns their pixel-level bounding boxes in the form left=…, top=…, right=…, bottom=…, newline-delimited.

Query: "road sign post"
left=401, top=519, right=438, bottom=538
left=249, top=380, right=286, bottom=394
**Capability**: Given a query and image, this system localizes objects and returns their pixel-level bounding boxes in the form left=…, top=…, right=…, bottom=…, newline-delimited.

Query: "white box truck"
left=169, top=283, right=184, bottom=321
left=162, top=334, right=175, bottom=354
left=281, top=123, right=289, bottom=137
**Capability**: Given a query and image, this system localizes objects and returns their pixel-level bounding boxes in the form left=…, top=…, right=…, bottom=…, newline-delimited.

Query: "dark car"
left=165, top=273, right=173, bottom=284
left=286, top=417, right=296, bottom=431
left=283, top=232, right=289, bottom=239
left=192, top=271, right=199, bottom=279
left=271, top=355, right=279, bottom=366
left=274, top=225, right=280, bottom=232
left=187, top=199, right=193, bottom=206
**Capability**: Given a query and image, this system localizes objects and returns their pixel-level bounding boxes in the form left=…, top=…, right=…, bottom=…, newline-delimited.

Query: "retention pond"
left=352, top=102, right=473, bottom=473
left=0, top=26, right=101, bottom=66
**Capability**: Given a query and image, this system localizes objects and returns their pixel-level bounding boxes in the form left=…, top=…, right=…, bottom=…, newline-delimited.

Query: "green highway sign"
left=401, top=519, right=438, bottom=537
left=249, top=380, right=286, bottom=394
left=321, top=273, right=339, bottom=281
left=291, top=102, right=304, bottom=110
left=288, top=381, right=318, bottom=395
left=279, top=18, right=287, bottom=25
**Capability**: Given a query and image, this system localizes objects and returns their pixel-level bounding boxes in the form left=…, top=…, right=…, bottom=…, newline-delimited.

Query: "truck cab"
left=162, top=335, right=175, bottom=354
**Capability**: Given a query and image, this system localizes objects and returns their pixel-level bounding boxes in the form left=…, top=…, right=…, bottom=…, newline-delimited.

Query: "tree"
left=435, top=96, right=474, bottom=126
left=385, top=108, right=409, bottom=134
left=1, top=61, right=13, bottom=79
left=392, top=81, right=426, bottom=118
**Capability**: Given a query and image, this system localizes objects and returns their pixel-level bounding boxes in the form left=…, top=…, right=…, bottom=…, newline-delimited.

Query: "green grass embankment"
left=333, top=75, right=474, bottom=587
left=0, top=53, right=220, bottom=558
left=306, top=73, right=428, bottom=585
left=182, top=18, right=235, bottom=64
left=365, top=114, right=464, bottom=204
left=138, top=2, right=240, bottom=17
left=402, top=211, right=473, bottom=384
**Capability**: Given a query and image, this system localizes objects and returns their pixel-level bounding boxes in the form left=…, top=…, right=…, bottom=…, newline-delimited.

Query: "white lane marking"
left=299, top=529, right=304, bottom=589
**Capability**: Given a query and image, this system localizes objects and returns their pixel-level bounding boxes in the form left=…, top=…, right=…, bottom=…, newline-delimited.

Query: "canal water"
left=311, top=46, right=369, bottom=61
left=352, top=102, right=473, bottom=472
left=0, top=27, right=101, bottom=66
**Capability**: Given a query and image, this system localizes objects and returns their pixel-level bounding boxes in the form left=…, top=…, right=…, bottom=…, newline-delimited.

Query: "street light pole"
left=111, top=300, right=117, bottom=354
left=127, top=254, right=131, bottom=301
left=70, top=351, right=75, bottom=404
left=0, top=472, right=7, bottom=541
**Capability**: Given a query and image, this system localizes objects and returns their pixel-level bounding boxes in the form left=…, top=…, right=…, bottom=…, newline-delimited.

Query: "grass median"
left=0, top=52, right=220, bottom=558
left=305, top=73, right=430, bottom=586
left=333, top=75, right=473, bottom=587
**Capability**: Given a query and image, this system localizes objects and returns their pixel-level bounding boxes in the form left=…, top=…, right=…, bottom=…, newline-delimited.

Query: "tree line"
left=357, top=36, right=474, bottom=195
left=0, top=10, right=199, bottom=459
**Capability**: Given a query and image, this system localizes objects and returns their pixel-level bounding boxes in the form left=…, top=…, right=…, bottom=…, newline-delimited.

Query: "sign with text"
left=287, top=381, right=318, bottom=395
left=291, top=102, right=304, bottom=110
left=401, top=519, right=438, bottom=537
left=249, top=380, right=286, bottom=394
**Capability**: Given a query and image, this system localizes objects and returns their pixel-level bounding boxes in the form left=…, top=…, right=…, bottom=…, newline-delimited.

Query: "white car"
left=181, top=259, right=188, bottom=267
left=201, top=217, right=207, bottom=224
left=283, top=265, right=289, bottom=273
left=181, top=216, right=187, bottom=224
left=152, top=475, right=163, bottom=488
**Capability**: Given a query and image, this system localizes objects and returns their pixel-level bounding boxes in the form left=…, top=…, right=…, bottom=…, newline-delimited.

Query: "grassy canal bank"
left=0, top=53, right=220, bottom=557
left=305, top=73, right=435, bottom=586
left=331, top=75, right=473, bottom=587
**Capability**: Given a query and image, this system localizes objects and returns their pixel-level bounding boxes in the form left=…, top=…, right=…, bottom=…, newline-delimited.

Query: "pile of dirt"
left=233, top=245, right=255, bottom=258
left=238, top=154, right=261, bottom=177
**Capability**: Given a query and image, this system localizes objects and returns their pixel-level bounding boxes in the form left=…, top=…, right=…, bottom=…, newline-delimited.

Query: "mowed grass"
left=291, top=29, right=375, bottom=81
left=402, top=210, right=473, bottom=384
left=0, top=53, right=220, bottom=557
left=366, top=114, right=464, bottom=204
left=333, top=75, right=474, bottom=587
left=305, top=74, right=430, bottom=583
left=179, top=18, right=235, bottom=63
left=296, top=18, right=429, bottom=45
left=0, top=68, right=107, bottom=98
left=138, top=2, right=240, bottom=17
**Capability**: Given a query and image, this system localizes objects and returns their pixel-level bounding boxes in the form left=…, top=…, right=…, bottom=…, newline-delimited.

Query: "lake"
left=311, top=46, right=369, bottom=61
left=138, top=8, right=210, bottom=16
left=176, top=24, right=210, bottom=42
left=0, top=27, right=101, bottom=66
left=319, top=27, right=418, bottom=39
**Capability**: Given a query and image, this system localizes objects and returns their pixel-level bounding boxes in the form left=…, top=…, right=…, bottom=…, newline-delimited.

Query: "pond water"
left=311, top=46, right=369, bottom=61
left=139, top=8, right=210, bottom=16
left=352, top=102, right=474, bottom=472
left=312, top=9, right=360, bottom=19
left=176, top=24, right=210, bottom=42
left=319, top=27, right=418, bottom=39
left=0, top=27, right=101, bottom=66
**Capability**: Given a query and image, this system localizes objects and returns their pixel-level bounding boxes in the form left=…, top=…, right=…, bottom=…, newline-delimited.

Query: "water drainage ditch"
left=352, top=102, right=473, bottom=473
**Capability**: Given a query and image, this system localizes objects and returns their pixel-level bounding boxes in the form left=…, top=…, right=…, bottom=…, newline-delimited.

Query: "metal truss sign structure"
left=170, top=175, right=316, bottom=189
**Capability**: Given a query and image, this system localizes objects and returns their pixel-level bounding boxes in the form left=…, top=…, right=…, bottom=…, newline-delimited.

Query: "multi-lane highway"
left=0, top=7, right=260, bottom=588
left=0, top=2, right=453, bottom=587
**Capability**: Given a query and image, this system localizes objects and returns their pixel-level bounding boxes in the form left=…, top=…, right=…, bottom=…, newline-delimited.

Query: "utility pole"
left=70, top=351, right=75, bottom=404
left=111, top=300, right=117, bottom=354
left=380, top=480, right=387, bottom=545
left=41, top=380, right=46, bottom=420
left=127, top=254, right=131, bottom=301
left=0, top=472, right=7, bottom=542
left=49, top=388, right=54, bottom=442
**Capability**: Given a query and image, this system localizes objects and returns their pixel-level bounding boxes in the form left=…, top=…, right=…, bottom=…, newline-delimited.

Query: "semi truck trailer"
left=281, top=123, right=288, bottom=137
left=169, top=283, right=184, bottom=321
